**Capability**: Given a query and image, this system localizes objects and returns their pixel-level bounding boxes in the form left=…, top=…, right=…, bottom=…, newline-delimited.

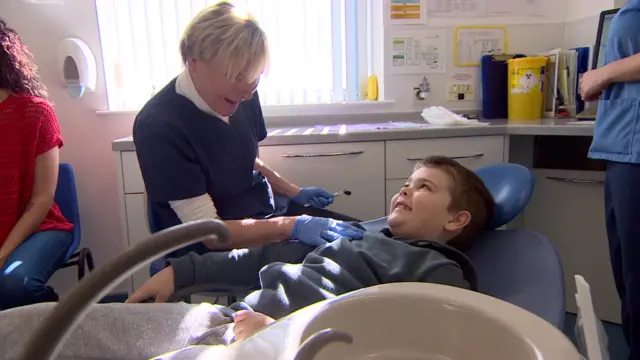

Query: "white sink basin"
left=212, top=283, right=581, bottom=360
left=293, top=283, right=580, bottom=360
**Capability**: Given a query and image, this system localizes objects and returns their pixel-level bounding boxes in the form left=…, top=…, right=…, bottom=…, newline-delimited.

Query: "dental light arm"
left=19, top=219, right=231, bottom=360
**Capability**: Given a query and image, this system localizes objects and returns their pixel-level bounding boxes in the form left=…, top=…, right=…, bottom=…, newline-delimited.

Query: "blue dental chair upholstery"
left=361, top=163, right=566, bottom=329
left=55, top=163, right=95, bottom=280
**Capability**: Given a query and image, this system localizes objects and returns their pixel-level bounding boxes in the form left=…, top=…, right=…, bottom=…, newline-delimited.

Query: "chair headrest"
left=474, top=163, right=535, bottom=229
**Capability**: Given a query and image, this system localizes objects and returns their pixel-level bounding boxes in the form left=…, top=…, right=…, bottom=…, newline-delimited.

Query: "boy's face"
left=387, top=166, right=470, bottom=241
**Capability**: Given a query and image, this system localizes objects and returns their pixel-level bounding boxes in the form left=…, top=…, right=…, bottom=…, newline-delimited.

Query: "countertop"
left=112, top=118, right=595, bottom=151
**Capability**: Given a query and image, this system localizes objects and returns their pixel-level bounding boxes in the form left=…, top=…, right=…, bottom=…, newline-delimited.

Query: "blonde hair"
left=179, top=1, right=269, bottom=83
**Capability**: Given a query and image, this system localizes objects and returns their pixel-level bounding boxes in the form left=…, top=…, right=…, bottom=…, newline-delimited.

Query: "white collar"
left=175, top=70, right=229, bottom=122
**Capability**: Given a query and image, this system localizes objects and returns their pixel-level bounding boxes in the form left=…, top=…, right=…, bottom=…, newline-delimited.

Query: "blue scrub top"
left=133, top=79, right=276, bottom=232
left=589, top=0, right=640, bottom=163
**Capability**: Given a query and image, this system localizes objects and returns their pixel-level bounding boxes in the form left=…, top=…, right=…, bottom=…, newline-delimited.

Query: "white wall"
left=0, top=0, right=620, bottom=294
left=566, top=0, right=614, bottom=21
left=564, top=0, right=616, bottom=58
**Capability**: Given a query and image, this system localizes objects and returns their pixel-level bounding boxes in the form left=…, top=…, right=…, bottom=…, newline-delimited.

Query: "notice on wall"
left=427, top=0, right=544, bottom=18
left=389, top=29, right=447, bottom=74
left=427, top=0, right=488, bottom=18
left=488, top=0, right=544, bottom=17
left=454, top=26, right=508, bottom=66
left=389, top=0, right=428, bottom=25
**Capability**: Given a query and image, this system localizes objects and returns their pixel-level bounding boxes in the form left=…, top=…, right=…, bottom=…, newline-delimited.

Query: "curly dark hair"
left=0, top=19, right=48, bottom=98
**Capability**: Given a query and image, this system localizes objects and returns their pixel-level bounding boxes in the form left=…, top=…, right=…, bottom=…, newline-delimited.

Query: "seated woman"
left=0, top=19, right=73, bottom=310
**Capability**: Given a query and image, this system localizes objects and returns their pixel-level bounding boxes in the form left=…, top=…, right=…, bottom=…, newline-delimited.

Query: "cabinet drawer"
left=121, top=151, right=145, bottom=194
left=385, top=136, right=505, bottom=179
left=259, top=142, right=386, bottom=221
left=125, top=194, right=151, bottom=290
left=523, top=169, right=619, bottom=323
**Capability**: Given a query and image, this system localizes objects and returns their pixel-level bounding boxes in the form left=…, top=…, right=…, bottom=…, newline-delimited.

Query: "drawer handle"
left=281, top=151, right=364, bottom=158
left=546, top=176, right=605, bottom=185
left=406, top=153, right=484, bottom=161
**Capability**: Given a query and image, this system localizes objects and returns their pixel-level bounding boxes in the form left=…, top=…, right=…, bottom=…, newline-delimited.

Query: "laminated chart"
left=389, top=0, right=427, bottom=25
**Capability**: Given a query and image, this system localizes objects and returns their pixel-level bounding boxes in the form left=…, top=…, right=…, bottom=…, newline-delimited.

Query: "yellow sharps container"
left=507, top=56, right=548, bottom=123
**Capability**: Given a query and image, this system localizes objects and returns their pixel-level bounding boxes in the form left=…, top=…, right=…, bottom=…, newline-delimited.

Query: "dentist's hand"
left=126, top=266, right=175, bottom=303
left=292, top=215, right=364, bottom=246
left=291, top=187, right=334, bottom=208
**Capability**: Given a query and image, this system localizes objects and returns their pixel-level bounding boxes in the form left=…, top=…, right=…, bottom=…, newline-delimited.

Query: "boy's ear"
left=445, top=210, right=471, bottom=232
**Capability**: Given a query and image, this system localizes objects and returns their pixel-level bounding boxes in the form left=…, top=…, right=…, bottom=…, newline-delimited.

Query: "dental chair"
left=152, top=163, right=566, bottom=329
left=360, top=163, right=566, bottom=329
left=20, top=164, right=569, bottom=360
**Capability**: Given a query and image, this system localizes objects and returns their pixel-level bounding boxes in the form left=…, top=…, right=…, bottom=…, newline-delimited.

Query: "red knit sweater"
left=0, top=94, right=73, bottom=246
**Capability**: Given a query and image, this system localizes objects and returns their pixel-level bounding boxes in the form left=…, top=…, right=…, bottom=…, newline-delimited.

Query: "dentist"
left=133, top=2, right=362, bottom=257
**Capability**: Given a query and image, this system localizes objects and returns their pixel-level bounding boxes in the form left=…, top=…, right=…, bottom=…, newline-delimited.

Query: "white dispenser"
left=57, top=38, right=97, bottom=98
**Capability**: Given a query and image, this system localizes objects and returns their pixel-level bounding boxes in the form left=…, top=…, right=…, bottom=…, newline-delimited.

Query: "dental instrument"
left=304, top=190, right=351, bottom=208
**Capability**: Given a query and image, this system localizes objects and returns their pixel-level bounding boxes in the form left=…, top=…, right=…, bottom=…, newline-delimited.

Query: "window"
left=95, top=0, right=372, bottom=111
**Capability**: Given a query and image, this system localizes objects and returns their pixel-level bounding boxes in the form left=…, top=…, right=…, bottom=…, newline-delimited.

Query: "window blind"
left=95, top=0, right=369, bottom=111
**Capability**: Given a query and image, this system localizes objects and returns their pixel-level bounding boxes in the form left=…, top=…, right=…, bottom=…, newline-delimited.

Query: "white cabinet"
left=124, top=194, right=152, bottom=290
left=121, top=151, right=145, bottom=194
left=259, top=142, right=386, bottom=220
left=385, top=136, right=505, bottom=179
left=523, top=169, right=620, bottom=323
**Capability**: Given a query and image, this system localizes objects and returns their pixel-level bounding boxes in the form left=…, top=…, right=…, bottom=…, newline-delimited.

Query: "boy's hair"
left=414, top=156, right=495, bottom=250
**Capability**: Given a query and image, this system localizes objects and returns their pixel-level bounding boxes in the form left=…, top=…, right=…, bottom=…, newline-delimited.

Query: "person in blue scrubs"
left=133, top=2, right=363, bottom=257
left=581, top=1, right=640, bottom=357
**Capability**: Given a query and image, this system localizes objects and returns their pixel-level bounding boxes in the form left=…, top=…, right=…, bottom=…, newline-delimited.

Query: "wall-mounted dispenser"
left=57, top=38, right=97, bottom=98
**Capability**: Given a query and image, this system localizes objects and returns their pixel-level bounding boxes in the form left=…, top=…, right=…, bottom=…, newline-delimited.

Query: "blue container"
left=481, top=54, right=526, bottom=119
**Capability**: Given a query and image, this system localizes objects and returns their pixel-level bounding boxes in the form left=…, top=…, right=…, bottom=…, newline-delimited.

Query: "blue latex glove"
left=292, top=215, right=364, bottom=246
left=291, top=187, right=334, bottom=208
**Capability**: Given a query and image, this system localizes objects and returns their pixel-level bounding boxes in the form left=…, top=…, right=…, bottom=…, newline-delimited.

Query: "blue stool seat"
left=55, top=163, right=95, bottom=280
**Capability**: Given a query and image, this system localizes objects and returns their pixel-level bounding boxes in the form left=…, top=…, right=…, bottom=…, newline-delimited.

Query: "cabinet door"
left=121, top=151, right=145, bottom=194
left=385, top=136, right=505, bottom=179
left=259, top=142, right=386, bottom=221
left=523, top=169, right=620, bottom=323
left=125, top=194, right=152, bottom=291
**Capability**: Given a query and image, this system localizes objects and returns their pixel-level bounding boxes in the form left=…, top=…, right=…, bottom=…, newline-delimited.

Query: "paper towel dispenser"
left=57, top=38, right=96, bottom=98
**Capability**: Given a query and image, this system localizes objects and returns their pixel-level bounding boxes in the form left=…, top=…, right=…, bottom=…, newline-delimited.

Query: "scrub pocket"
left=591, top=99, right=640, bottom=157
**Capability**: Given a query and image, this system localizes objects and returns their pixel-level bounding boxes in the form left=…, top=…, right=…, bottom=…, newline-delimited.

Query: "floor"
left=563, top=312, right=629, bottom=360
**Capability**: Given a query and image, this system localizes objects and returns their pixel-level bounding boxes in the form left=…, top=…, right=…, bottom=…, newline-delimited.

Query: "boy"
left=127, top=156, right=495, bottom=341
left=1, top=156, right=494, bottom=360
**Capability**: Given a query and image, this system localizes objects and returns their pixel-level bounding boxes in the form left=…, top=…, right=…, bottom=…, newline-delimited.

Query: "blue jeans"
left=0, top=230, right=72, bottom=310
